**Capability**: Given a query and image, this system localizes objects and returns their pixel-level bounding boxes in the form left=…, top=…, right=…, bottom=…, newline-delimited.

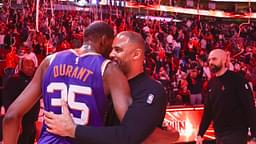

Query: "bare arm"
left=3, top=56, right=50, bottom=144
left=103, top=62, right=132, bottom=121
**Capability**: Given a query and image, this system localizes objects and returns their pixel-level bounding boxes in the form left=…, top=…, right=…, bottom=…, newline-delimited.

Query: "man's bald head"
left=208, top=49, right=228, bottom=75
left=116, top=31, right=145, bottom=55
left=209, top=49, right=227, bottom=61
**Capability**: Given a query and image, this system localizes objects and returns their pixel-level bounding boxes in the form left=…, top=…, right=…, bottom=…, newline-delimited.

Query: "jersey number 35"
left=47, top=82, right=91, bottom=125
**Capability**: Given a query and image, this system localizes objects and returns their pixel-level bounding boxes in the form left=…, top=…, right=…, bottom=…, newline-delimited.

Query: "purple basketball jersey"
left=38, top=49, right=110, bottom=144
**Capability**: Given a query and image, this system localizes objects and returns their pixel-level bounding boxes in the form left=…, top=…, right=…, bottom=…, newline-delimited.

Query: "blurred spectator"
left=3, top=46, right=18, bottom=84
left=202, top=62, right=211, bottom=80
left=186, top=62, right=203, bottom=105
left=3, top=56, right=40, bottom=144
left=177, top=72, right=190, bottom=105
left=159, top=66, right=170, bottom=81
left=22, top=42, right=38, bottom=68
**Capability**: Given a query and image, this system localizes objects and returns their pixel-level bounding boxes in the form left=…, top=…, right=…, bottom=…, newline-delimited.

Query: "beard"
left=113, top=59, right=128, bottom=75
left=119, top=62, right=129, bottom=75
left=209, top=64, right=222, bottom=73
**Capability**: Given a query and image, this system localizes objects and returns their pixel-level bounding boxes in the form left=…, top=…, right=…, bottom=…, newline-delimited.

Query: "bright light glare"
left=211, top=0, right=256, bottom=2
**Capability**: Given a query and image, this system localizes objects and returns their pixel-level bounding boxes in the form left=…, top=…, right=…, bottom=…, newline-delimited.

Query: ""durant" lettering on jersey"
left=53, top=64, right=93, bottom=82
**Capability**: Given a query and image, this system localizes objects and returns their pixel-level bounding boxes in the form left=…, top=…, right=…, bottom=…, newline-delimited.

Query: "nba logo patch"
left=146, top=94, right=154, bottom=104
left=245, top=83, right=249, bottom=89
left=221, top=85, right=225, bottom=91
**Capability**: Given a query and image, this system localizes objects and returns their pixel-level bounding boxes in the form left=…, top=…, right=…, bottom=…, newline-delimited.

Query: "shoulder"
left=103, top=62, right=125, bottom=81
left=140, top=75, right=166, bottom=100
left=147, top=77, right=165, bottom=92
left=225, top=71, right=252, bottom=92
left=43, top=54, right=56, bottom=66
left=142, top=76, right=167, bottom=108
left=228, top=70, right=248, bottom=83
left=56, top=49, right=73, bottom=57
left=37, top=53, right=58, bottom=77
left=103, top=62, right=119, bottom=74
left=143, top=75, right=164, bottom=88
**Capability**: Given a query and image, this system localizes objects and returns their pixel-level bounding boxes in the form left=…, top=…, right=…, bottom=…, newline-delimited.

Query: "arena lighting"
left=166, top=107, right=195, bottom=112
left=136, top=15, right=182, bottom=22
left=58, top=0, right=99, bottom=6
left=126, top=3, right=256, bottom=19
left=46, top=4, right=90, bottom=11
left=58, top=0, right=74, bottom=1
left=204, top=135, right=216, bottom=139
left=75, top=0, right=87, bottom=6
left=99, top=0, right=125, bottom=6
left=75, top=0, right=99, bottom=6
left=211, top=0, right=256, bottom=2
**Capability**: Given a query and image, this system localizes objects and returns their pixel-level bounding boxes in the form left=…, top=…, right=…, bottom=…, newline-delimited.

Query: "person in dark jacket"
left=196, top=49, right=256, bottom=144
left=3, top=56, right=40, bottom=144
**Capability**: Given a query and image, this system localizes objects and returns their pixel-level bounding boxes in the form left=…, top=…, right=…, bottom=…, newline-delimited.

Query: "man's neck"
left=127, top=67, right=144, bottom=80
left=81, top=43, right=93, bottom=52
left=76, top=43, right=96, bottom=55
left=215, top=68, right=228, bottom=77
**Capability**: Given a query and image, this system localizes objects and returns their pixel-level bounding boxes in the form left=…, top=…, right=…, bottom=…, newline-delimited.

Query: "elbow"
left=128, top=97, right=132, bottom=106
left=3, top=110, right=21, bottom=126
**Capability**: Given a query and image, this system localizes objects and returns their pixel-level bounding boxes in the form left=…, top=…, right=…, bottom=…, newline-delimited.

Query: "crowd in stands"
left=0, top=0, right=256, bottom=106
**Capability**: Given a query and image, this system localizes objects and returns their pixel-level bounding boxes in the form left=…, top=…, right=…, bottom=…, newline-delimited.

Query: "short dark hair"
left=84, top=21, right=114, bottom=43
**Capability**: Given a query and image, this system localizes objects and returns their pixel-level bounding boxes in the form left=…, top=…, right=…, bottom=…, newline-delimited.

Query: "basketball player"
left=44, top=31, right=179, bottom=143
left=3, top=21, right=132, bottom=144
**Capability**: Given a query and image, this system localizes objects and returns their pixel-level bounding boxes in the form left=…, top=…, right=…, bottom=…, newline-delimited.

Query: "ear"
left=100, top=35, right=107, bottom=46
left=225, top=52, right=230, bottom=67
left=133, top=48, right=143, bottom=60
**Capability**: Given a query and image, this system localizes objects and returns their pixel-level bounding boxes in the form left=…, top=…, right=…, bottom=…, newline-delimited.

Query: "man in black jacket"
left=196, top=49, right=256, bottom=144
left=3, top=56, right=40, bottom=144
left=44, top=31, right=179, bottom=144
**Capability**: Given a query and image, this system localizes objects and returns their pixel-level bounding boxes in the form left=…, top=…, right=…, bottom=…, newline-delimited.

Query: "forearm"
left=75, top=103, right=165, bottom=144
left=75, top=117, right=152, bottom=144
left=3, top=113, right=22, bottom=144
left=198, top=114, right=211, bottom=137
left=75, top=126, right=125, bottom=144
left=198, top=105, right=212, bottom=136
left=75, top=123, right=153, bottom=144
